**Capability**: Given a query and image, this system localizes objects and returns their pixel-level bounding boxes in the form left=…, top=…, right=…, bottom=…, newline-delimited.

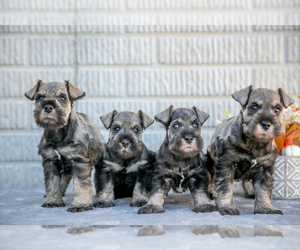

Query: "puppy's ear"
left=277, top=88, right=295, bottom=108
left=25, top=80, right=43, bottom=100
left=232, top=85, right=253, bottom=107
left=65, top=80, right=85, bottom=101
left=154, top=105, right=173, bottom=127
left=192, top=106, right=210, bottom=126
left=100, top=110, right=118, bottom=129
left=138, top=110, right=154, bottom=129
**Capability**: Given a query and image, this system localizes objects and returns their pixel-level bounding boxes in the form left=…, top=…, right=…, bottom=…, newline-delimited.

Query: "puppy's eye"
left=275, top=106, right=281, bottom=113
left=193, top=122, right=199, bottom=128
left=250, top=104, right=258, bottom=111
left=114, top=127, right=120, bottom=132
left=60, top=96, right=66, bottom=101
left=38, top=96, right=44, bottom=101
left=133, top=127, right=139, bottom=133
left=172, top=123, right=179, bottom=129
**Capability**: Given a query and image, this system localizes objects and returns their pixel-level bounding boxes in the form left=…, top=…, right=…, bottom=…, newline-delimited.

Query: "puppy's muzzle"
left=260, top=120, right=271, bottom=131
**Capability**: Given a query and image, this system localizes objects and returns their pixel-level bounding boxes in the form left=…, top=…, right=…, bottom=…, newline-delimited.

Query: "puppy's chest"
left=103, top=160, right=148, bottom=174
left=233, top=148, right=269, bottom=180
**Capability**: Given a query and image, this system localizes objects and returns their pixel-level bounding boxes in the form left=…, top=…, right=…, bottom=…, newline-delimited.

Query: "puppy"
left=25, top=80, right=105, bottom=212
left=207, top=86, right=294, bottom=215
left=93, top=110, right=156, bottom=208
left=138, top=106, right=217, bottom=214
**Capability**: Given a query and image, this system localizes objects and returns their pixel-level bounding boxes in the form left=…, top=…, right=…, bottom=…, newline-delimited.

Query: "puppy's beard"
left=108, top=140, right=142, bottom=160
left=242, top=123, right=281, bottom=143
left=169, top=137, right=202, bottom=158
left=34, top=108, right=69, bottom=130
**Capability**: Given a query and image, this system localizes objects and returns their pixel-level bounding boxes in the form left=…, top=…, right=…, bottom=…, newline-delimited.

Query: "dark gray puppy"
left=25, top=80, right=105, bottom=212
left=207, top=86, right=294, bottom=215
left=138, top=106, right=217, bottom=214
left=93, top=110, right=156, bottom=208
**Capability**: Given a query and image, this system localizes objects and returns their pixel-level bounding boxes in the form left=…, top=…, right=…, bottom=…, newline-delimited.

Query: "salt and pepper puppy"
left=207, top=86, right=294, bottom=215
left=138, top=106, right=217, bottom=214
left=93, top=110, right=156, bottom=208
left=25, top=80, right=105, bottom=212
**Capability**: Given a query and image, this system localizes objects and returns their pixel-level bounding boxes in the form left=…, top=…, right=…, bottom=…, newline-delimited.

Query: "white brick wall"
left=0, top=1, right=299, bottom=188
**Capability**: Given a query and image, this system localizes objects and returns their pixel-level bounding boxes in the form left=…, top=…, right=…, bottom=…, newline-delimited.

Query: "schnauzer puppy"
left=93, top=110, right=156, bottom=208
left=25, top=80, right=105, bottom=212
left=207, top=86, right=294, bottom=215
left=138, top=106, right=217, bottom=214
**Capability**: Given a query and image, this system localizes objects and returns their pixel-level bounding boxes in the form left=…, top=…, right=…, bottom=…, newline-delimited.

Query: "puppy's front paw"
left=218, top=207, right=240, bottom=216
left=93, top=200, right=115, bottom=208
left=130, top=199, right=148, bottom=207
left=42, top=201, right=65, bottom=208
left=193, top=204, right=218, bottom=213
left=254, top=207, right=283, bottom=215
left=67, top=205, right=92, bottom=213
left=138, top=204, right=164, bottom=214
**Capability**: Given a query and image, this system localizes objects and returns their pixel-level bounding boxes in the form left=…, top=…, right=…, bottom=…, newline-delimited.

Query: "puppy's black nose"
left=43, top=104, right=54, bottom=113
left=261, top=120, right=271, bottom=130
left=184, top=135, right=194, bottom=143
left=121, top=139, right=130, bottom=148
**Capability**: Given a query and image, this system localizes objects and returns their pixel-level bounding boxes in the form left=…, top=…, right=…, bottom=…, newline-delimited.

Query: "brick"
left=76, top=15, right=248, bottom=34
left=76, top=24, right=125, bottom=34
left=252, top=67, right=300, bottom=94
left=158, top=35, right=284, bottom=64
left=287, top=35, right=300, bottom=62
left=77, top=0, right=124, bottom=10
left=0, top=13, right=75, bottom=26
left=253, top=25, right=300, bottom=32
left=0, top=69, right=76, bottom=97
left=77, top=37, right=153, bottom=65
left=28, top=37, right=75, bottom=65
left=0, top=0, right=76, bottom=10
left=126, top=0, right=251, bottom=10
left=0, top=101, right=30, bottom=129
left=0, top=37, right=26, bottom=65
left=127, top=15, right=249, bottom=33
left=127, top=68, right=251, bottom=97
left=0, top=162, right=44, bottom=188
left=77, top=69, right=125, bottom=97
left=0, top=133, right=42, bottom=162
left=0, top=25, right=76, bottom=34
left=254, top=0, right=300, bottom=8
left=76, top=15, right=126, bottom=33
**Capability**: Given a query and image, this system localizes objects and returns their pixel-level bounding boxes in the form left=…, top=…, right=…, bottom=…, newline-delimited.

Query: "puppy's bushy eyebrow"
left=56, top=90, right=68, bottom=97
left=189, top=115, right=198, bottom=122
left=35, top=90, right=47, bottom=97
left=111, top=121, right=123, bottom=127
left=170, top=118, right=184, bottom=125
